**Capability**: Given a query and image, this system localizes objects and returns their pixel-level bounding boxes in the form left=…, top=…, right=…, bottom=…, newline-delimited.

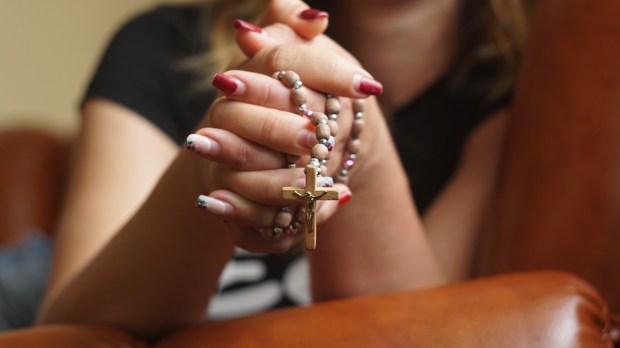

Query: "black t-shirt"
left=84, top=5, right=497, bottom=319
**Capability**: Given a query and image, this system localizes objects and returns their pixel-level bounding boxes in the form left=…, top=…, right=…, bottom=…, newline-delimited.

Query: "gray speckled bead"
left=325, top=97, right=341, bottom=115
left=292, top=87, right=308, bottom=106
left=311, top=112, right=328, bottom=126
left=282, top=71, right=300, bottom=88
left=352, top=118, right=364, bottom=136
left=312, top=144, right=329, bottom=160
left=352, top=99, right=365, bottom=113
left=316, top=124, right=331, bottom=140
left=327, top=119, right=339, bottom=136
left=347, top=138, right=361, bottom=153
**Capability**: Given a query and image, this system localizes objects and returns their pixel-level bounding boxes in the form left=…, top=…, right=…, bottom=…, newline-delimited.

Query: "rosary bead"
left=282, top=71, right=301, bottom=88
left=309, top=157, right=321, bottom=168
left=344, top=158, right=355, bottom=169
left=292, top=87, right=308, bottom=106
left=274, top=211, right=293, bottom=228
left=355, top=112, right=364, bottom=119
left=319, top=138, right=328, bottom=145
left=347, top=138, right=361, bottom=154
left=327, top=119, right=339, bottom=136
left=312, top=144, right=329, bottom=160
left=327, top=136, right=335, bottom=151
left=285, top=223, right=300, bottom=236
left=325, top=97, right=341, bottom=115
left=352, top=99, right=365, bottom=113
left=293, top=80, right=303, bottom=89
left=316, top=124, right=331, bottom=140
left=328, top=113, right=338, bottom=120
left=273, top=70, right=285, bottom=80
left=298, top=104, right=308, bottom=114
left=311, top=112, right=328, bottom=126
left=286, top=154, right=300, bottom=166
left=352, top=118, right=365, bottom=136
left=303, top=109, right=313, bottom=118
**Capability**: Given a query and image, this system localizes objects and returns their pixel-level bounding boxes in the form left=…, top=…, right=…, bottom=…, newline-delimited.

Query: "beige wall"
left=0, top=0, right=193, bottom=137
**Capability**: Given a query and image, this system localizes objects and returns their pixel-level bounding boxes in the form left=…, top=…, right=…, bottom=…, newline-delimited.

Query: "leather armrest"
left=0, top=324, right=146, bottom=348
left=155, top=272, right=618, bottom=348
left=1, top=272, right=615, bottom=347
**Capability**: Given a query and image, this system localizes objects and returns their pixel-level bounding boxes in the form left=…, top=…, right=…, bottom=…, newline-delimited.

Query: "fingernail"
left=354, top=74, right=383, bottom=95
left=186, top=134, right=220, bottom=156
left=297, top=128, right=317, bottom=148
left=212, top=73, right=240, bottom=94
left=300, top=8, right=329, bottom=20
left=233, top=19, right=262, bottom=33
left=196, top=195, right=233, bottom=215
left=338, top=191, right=352, bottom=207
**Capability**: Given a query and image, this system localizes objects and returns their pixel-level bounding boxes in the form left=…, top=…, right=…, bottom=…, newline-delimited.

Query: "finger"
left=241, top=44, right=383, bottom=98
left=316, top=184, right=352, bottom=225
left=208, top=98, right=318, bottom=156
left=212, top=167, right=305, bottom=205
left=185, top=128, right=286, bottom=171
left=196, top=191, right=303, bottom=253
left=263, top=0, right=329, bottom=40
left=233, top=1, right=328, bottom=58
left=211, top=70, right=327, bottom=113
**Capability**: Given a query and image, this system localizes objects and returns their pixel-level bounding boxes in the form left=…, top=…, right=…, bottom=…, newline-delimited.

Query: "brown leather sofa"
left=1, top=0, right=620, bottom=346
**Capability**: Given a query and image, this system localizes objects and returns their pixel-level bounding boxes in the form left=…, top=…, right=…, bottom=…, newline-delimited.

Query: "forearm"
left=38, top=151, right=234, bottom=339
left=308, top=111, right=445, bottom=301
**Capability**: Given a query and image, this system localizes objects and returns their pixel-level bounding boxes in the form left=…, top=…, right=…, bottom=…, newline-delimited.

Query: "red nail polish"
left=338, top=192, right=352, bottom=207
left=359, top=77, right=384, bottom=95
left=233, top=19, right=262, bottom=33
left=212, top=73, right=238, bottom=94
left=300, top=8, right=329, bottom=20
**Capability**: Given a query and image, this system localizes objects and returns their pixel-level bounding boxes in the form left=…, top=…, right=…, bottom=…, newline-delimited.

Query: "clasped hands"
left=185, top=0, right=385, bottom=253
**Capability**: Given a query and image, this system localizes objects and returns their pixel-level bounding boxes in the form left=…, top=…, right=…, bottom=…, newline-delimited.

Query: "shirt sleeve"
left=83, top=6, right=210, bottom=144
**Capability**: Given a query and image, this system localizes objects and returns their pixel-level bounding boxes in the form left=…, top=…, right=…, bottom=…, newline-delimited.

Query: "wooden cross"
left=282, top=165, right=339, bottom=250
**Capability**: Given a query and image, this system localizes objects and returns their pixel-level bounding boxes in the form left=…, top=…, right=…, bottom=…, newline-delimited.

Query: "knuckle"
left=265, top=45, right=297, bottom=72
left=257, top=113, right=283, bottom=144
left=208, top=97, right=228, bottom=127
left=232, top=143, right=253, bottom=170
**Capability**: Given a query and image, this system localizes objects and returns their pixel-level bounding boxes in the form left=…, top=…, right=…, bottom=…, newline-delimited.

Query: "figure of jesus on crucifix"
left=282, top=165, right=339, bottom=250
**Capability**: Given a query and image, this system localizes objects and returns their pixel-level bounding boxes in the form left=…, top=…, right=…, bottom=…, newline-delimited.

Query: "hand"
left=186, top=7, right=385, bottom=253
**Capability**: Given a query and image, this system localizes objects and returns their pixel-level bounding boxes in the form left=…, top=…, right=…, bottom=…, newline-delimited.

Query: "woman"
left=37, top=0, right=532, bottom=340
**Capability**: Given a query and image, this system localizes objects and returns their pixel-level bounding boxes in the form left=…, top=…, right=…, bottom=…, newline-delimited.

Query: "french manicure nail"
left=233, top=19, right=262, bottom=33
left=355, top=75, right=384, bottom=95
left=186, top=134, right=220, bottom=156
left=338, top=191, right=352, bottom=207
left=300, top=8, right=329, bottom=20
left=196, top=195, right=233, bottom=215
left=212, top=73, right=239, bottom=94
left=297, top=128, right=317, bottom=148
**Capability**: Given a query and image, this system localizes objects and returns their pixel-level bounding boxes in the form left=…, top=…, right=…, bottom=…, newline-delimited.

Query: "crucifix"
left=282, top=165, right=339, bottom=250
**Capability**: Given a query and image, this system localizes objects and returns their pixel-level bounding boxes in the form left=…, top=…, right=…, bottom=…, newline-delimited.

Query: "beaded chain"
left=259, top=70, right=365, bottom=243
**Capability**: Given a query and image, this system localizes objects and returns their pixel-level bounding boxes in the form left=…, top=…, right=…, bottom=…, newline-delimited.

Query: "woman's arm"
left=423, top=110, right=508, bottom=281
left=37, top=99, right=235, bottom=338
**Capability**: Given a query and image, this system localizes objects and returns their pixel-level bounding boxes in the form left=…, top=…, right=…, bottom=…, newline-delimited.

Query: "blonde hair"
left=455, top=0, right=535, bottom=106
left=190, top=0, right=534, bottom=106
left=184, top=0, right=268, bottom=87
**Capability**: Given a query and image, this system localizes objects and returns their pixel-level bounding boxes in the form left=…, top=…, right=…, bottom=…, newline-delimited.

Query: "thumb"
left=234, top=0, right=328, bottom=58
left=317, top=184, right=352, bottom=225
left=262, top=0, right=329, bottom=40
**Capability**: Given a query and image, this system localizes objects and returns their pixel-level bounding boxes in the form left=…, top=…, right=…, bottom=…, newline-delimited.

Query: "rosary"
left=268, top=70, right=365, bottom=250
